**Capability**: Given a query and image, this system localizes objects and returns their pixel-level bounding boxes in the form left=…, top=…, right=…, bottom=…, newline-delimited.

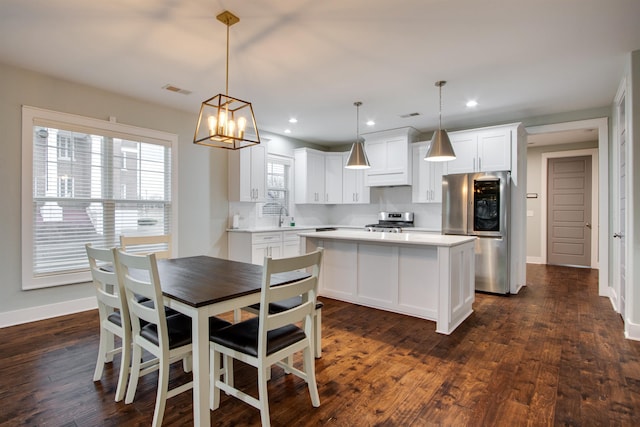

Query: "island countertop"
left=298, top=230, right=476, bottom=247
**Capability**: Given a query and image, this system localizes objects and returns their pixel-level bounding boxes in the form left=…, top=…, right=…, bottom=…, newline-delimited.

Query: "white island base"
left=300, top=231, right=476, bottom=335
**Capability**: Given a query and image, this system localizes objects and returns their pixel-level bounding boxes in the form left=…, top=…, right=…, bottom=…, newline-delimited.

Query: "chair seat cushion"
left=248, top=297, right=324, bottom=314
left=140, top=315, right=231, bottom=349
left=107, top=311, right=122, bottom=326
left=140, top=314, right=193, bottom=349
left=210, top=317, right=306, bottom=357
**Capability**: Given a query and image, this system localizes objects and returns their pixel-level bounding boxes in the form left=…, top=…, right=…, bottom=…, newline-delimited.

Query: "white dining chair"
left=115, top=249, right=231, bottom=427
left=209, top=248, right=323, bottom=427
left=86, top=244, right=131, bottom=402
left=119, top=234, right=172, bottom=259
left=242, top=297, right=324, bottom=359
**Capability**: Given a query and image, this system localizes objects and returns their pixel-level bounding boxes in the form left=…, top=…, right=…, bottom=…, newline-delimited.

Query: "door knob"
left=585, top=223, right=592, bottom=229
left=613, top=233, right=622, bottom=238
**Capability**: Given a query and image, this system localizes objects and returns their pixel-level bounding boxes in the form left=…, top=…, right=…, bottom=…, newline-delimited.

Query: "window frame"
left=262, top=154, right=293, bottom=217
left=21, top=106, right=179, bottom=289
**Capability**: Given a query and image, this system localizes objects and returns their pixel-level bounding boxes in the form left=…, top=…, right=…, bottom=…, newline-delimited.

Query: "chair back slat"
left=115, top=250, right=167, bottom=341
left=120, top=234, right=172, bottom=259
left=258, top=248, right=323, bottom=356
left=86, top=244, right=130, bottom=326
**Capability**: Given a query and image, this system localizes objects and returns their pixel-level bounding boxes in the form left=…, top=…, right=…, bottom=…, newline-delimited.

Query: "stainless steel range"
left=365, top=212, right=414, bottom=233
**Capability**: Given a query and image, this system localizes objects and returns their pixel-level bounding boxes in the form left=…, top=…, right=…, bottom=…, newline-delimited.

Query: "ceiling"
left=1, top=0, right=638, bottom=147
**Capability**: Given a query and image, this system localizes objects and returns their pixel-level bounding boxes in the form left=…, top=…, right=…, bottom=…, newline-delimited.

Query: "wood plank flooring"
left=1, top=264, right=640, bottom=426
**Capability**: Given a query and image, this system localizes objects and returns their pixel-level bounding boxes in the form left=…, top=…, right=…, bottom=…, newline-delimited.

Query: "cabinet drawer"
left=251, top=232, right=282, bottom=244
left=283, top=230, right=308, bottom=242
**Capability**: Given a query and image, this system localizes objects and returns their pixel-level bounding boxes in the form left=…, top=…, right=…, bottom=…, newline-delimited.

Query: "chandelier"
left=194, top=11, right=260, bottom=150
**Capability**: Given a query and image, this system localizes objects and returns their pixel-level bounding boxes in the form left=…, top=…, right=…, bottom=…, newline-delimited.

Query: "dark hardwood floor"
left=2, top=264, right=640, bottom=426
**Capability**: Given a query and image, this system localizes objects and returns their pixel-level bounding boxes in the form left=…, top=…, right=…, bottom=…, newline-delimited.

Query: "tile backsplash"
left=229, top=186, right=442, bottom=231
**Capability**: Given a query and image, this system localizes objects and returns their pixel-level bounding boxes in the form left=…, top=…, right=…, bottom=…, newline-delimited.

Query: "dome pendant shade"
left=425, top=80, right=456, bottom=162
left=345, top=140, right=370, bottom=169
left=425, top=129, right=456, bottom=161
left=345, top=101, right=371, bottom=169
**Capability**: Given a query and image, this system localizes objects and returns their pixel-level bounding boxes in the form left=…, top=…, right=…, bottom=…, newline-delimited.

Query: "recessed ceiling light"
left=284, top=129, right=291, bottom=134
left=466, top=100, right=478, bottom=108
left=289, top=118, right=298, bottom=124
left=366, top=120, right=375, bottom=126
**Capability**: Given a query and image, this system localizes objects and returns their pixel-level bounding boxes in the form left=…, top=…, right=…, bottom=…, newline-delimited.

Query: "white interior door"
left=612, top=81, right=627, bottom=318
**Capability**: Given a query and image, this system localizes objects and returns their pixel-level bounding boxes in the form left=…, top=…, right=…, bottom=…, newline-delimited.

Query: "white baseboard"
left=526, top=256, right=544, bottom=264
left=625, top=319, right=640, bottom=341
left=0, top=297, right=97, bottom=328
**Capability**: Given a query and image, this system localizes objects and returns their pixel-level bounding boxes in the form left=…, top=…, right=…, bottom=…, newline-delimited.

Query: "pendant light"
left=193, top=11, right=260, bottom=150
left=425, top=80, right=456, bottom=161
left=345, top=101, right=371, bottom=169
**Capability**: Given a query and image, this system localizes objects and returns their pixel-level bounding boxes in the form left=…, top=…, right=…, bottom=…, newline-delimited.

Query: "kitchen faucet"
left=278, top=205, right=289, bottom=227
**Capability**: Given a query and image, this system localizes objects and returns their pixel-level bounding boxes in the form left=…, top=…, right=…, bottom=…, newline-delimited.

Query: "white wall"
left=0, top=62, right=227, bottom=318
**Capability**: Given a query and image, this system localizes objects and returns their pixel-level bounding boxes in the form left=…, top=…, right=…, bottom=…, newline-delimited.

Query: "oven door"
left=468, top=172, right=510, bottom=237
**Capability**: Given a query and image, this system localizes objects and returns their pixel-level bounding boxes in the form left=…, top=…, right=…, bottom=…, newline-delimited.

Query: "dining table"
left=153, top=255, right=309, bottom=427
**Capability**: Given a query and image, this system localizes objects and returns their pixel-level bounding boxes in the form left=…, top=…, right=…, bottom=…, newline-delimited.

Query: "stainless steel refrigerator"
left=442, top=171, right=511, bottom=294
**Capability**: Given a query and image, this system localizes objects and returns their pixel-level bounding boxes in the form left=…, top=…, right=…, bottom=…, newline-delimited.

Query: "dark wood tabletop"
left=155, top=256, right=309, bottom=308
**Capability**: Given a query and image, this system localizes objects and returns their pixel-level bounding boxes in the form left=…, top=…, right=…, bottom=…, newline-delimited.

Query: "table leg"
left=192, top=309, right=210, bottom=426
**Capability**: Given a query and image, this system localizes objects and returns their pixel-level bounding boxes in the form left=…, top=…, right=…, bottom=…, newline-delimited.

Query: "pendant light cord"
left=438, top=83, right=442, bottom=130
left=354, top=101, right=362, bottom=142
left=225, top=21, right=230, bottom=96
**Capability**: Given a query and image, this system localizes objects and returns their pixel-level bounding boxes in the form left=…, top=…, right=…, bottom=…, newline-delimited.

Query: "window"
left=57, top=132, right=74, bottom=160
left=262, top=155, right=292, bottom=216
left=21, top=106, right=177, bottom=289
left=58, top=175, right=74, bottom=198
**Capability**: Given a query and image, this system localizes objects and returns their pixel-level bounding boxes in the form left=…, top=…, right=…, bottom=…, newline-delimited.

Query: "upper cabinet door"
left=477, top=129, right=511, bottom=172
left=342, top=152, right=370, bottom=204
left=412, top=143, right=445, bottom=203
left=324, top=153, right=344, bottom=204
left=250, top=144, right=267, bottom=201
left=294, top=148, right=325, bottom=204
left=363, top=127, right=418, bottom=186
left=446, top=132, right=477, bottom=174
left=229, top=144, right=267, bottom=202
left=444, top=126, right=513, bottom=174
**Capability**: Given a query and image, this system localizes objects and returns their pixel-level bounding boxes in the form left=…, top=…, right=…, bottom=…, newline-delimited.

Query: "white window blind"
left=22, top=106, right=177, bottom=289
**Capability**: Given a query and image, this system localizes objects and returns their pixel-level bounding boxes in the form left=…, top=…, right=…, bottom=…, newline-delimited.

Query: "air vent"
left=162, top=84, right=192, bottom=95
left=400, top=112, right=420, bottom=118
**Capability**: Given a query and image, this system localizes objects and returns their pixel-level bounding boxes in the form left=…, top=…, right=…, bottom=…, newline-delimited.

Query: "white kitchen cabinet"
left=302, top=232, right=475, bottom=334
left=228, top=231, right=281, bottom=265
left=342, top=152, right=370, bottom=204
left=282, top=230, right=303, bottom=258
left=445, top=125, right=512, bottom=174
left=250, top=232, right=282, bottom=265
left=294, top=148, right=325, bottom=204
left=228, top=228, right=314, bottom=266
left=363, top=127, right=419, bottom=186
left=251, top=242, right=282, bottom=264
left=324, top=153, right=343, bottom=204
left=228, top=144, right=267, bottom=202
left=412, top=142, right=445, bottom=203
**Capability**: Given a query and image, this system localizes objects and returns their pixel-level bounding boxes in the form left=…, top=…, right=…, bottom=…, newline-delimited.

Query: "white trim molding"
left=625, top=320, right=640, bottom=341
left=0, top=297, right=97, bottom=328
left=526, top=117, right=609, bottom=297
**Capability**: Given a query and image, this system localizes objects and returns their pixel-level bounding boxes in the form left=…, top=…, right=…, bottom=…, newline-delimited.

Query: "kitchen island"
left=299, top=230, right=476, bottom=335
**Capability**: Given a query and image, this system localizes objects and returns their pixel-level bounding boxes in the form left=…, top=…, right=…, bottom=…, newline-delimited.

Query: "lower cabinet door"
left=251, top=243, right=282, bottom=265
